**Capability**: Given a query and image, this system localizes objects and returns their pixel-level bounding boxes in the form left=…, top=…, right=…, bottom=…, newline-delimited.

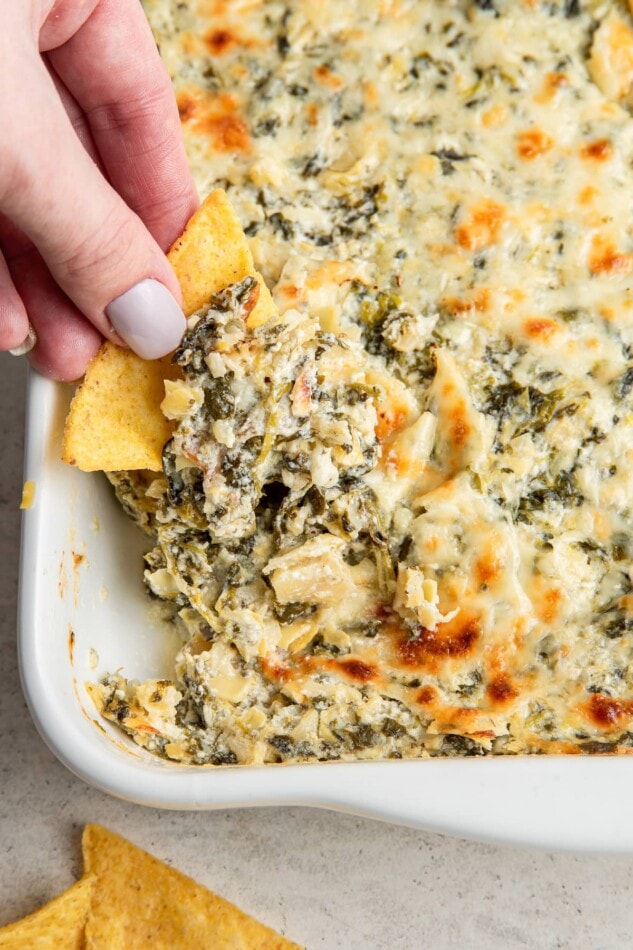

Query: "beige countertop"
left=1, top=350, right=633, bottom=949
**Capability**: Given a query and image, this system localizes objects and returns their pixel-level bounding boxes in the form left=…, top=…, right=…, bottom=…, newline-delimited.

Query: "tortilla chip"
left=62, top=349, right=180, bottom=472
left=0, top=875, right=93, bottom=949
left=62, top=189, right=277, bottom=472
left=19, top=480, right=35, bottom=510
left=82, top=825, right=300, bottom=950
left=168, top=189, right=276, bottom=329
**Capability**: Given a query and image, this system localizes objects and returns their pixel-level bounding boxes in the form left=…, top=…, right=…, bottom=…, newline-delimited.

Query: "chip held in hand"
left=62, top=189, right=278, bottom=472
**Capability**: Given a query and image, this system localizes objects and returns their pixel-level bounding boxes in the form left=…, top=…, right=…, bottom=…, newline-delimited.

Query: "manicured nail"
left=105, top=279, right=186, bottom=360
left=9, top=324, right=37, bottom=357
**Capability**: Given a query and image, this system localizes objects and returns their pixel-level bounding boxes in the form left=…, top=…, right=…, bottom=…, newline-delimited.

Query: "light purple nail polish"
left=105, top=279, right=186, bottom=360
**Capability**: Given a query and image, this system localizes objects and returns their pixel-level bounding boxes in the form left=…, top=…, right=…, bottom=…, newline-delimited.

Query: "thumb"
left=1, top=54, right=185, bottom=360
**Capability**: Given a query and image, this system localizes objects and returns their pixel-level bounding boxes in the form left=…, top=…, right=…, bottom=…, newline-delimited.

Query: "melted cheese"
left=96, top=0, right=633, bottom=764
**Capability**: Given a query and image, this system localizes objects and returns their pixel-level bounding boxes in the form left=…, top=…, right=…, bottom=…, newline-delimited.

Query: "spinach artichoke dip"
left=96, top=0, right=633, bottom=764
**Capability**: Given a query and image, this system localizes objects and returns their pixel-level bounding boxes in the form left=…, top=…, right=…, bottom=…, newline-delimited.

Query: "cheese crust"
left=96, top=0, right=633, bottom=763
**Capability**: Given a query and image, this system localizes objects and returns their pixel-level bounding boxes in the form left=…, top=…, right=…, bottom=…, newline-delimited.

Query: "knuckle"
left=58, top=212, right=144, bottom=289
left=87, top=75, right=174, bottom=136
left=143, top=181, right=198, bottom=245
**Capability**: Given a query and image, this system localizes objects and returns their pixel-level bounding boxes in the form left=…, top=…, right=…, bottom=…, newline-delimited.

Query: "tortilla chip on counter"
left=0, top=875, right=93, bottom=949
left=82, top=824, right=300, bottom=950
left=62, top=189, right=278, bottom=472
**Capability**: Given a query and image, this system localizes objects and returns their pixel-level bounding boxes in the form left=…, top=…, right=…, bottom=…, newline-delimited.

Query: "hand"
left=0, top=0, right=198, bottom=380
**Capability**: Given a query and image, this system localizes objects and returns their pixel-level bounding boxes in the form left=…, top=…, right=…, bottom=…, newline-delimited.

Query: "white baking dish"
left=17, top=369, right=633, bottom=851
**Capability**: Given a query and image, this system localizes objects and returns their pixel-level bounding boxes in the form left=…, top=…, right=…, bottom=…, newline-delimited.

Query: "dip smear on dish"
left=95, top=0, right=633, bottom=763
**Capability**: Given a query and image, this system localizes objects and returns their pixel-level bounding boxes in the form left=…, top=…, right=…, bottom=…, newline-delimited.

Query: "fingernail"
left=9, top=324, right=37, bottom=357
left=105, top=279, right=186, bottom=360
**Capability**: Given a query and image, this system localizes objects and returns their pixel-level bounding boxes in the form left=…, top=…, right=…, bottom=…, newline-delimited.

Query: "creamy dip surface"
left=95, top=0, right=633, bottom=763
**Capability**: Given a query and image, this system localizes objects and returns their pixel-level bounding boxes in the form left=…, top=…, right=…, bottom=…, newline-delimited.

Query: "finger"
left=44, top=55, right=102, bottom=170
left=39, top=1, right=100, bottom=52
left=0, top=246, right=30, bottom=352
left=2, top=67, right=113, bottom=375
left=0, top=220, right=103, bottom=381
left=9, top=64, right=135, bottom=360
left=0, top=51, right=186, bottom=360
left=44, top=64, right=123, bottom=353
left=48, top=0, right=198, bottom=251
left=9, top=249, right=102, bottom=382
